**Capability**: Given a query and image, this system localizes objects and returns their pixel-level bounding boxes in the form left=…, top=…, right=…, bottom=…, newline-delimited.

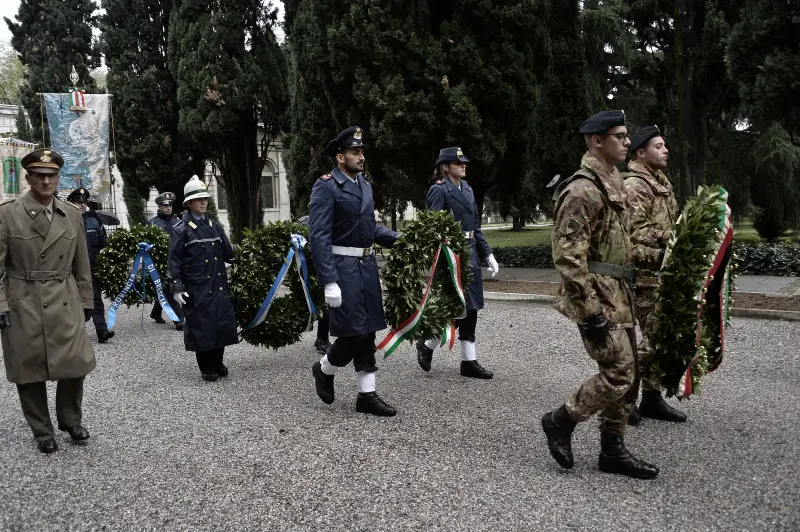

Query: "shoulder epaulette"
left=621, top=171, right=641, bottom=180
left=320, top=174, right=332, bottom=181
left=63, top=200, right=82, bottom=210
left=435, top=180, right=444, bottom=185
left=0, top=198, right=15, bottom=206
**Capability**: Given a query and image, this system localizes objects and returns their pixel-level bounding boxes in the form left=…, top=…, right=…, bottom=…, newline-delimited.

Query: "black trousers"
left=196, top=348, right=225, bottom=374
left=16, top=378, right=84, bottom=442
left=317, top=313, right=330, bottom=341
left=456, top=309, right=478, bottom=342
left=91, top=275, right=107, bottom=334
left=328, top=333, right=377, bottom=373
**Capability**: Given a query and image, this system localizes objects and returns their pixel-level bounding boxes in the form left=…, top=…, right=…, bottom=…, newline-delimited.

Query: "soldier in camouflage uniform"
left=541, top=110, right=659, bottom=479
left=624, top=125, right=686, bottom=424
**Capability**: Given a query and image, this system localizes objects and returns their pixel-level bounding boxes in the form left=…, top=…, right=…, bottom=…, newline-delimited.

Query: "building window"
left=216, top=181, right=227, bottom=210
left=261, top=161, right=278, bottom=209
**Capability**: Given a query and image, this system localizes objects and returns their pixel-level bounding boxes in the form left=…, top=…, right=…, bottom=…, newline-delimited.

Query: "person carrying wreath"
left=147, top=191, right=185, bottom=331
left=415, top=147, right=498, bottom=379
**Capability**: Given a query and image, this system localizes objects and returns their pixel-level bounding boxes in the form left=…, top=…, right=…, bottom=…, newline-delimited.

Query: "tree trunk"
left=218, top=116, right=263, bottom=242
left=512, top=214, right=525, bottom=231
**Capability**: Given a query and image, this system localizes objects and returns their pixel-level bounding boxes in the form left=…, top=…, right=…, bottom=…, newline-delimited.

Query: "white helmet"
left=183, top=175, right=211, bottom=205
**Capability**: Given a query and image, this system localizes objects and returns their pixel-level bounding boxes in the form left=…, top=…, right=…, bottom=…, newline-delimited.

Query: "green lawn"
left=482, top=226, right=552, bottom=247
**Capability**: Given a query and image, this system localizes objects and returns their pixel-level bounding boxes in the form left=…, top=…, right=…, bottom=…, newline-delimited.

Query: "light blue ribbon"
left=107, top=242, right=180, bottom=329
left=247, top=234, right=318, bottom=330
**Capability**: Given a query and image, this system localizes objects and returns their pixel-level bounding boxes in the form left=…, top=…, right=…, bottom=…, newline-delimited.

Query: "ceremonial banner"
left=0, top=138, right=36, bottom=201
left=42, top=93, right=112, bottom=201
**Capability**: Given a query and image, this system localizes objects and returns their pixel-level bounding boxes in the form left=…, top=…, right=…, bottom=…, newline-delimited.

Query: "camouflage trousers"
left=634, top=286, right=661, bottom=392
left=566, top=326, right=639, bottom=437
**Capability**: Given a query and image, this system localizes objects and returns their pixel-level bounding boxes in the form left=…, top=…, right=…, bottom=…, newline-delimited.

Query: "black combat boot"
left=598, top=432, right=659, bottom=479
left=541, top=405, right=577, bottom=469
left=638, top=390, right=687, bottom=422
left=460, top=360, right=493, bottom=379
left=312, top=362, right=335, bottom=404
left=627, top=409, right=642, bottom=426
left=355, top=392, right=397, bottom=417
left=416, top=340, right=433, bottom=372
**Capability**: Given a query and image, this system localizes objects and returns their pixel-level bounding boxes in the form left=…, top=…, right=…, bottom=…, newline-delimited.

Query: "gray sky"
left=1, top=0, right=19, bottom=43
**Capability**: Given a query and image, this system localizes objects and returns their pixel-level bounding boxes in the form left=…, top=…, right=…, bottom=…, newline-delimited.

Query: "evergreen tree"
left=101, top=0, right=205, bottom=206
left=14, top=104, right=32, bottom=141
left=0, top=42, right=25, bottom=104
left=5, top=0, right=101, bottom=145
left=169, top=0, right=289, bottom=241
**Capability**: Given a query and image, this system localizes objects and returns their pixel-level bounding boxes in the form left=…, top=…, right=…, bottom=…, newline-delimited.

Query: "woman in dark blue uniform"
left=146, top=191, right=184, bottom=330
left=415, top=147, right=499, bottom=379
left=169, top=176, right=239, bottom=381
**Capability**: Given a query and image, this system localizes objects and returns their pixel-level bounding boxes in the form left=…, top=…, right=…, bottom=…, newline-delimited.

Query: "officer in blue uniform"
left=169, top=176, right=239, bottom=381
left=309, top=126, right=400, bottom=416
left=415, top=147, right=499, bottom=378
left=67, top=188, right=114, bottom=344
left=146, top=192, right=184, bottom=330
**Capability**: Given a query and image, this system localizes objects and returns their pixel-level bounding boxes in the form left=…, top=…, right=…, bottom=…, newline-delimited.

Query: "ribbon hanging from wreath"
left=247, top=234, right=317, bottom=331
left=107, top=242, right=179, bottom=329
left=377, top=239, right=466, bottom=358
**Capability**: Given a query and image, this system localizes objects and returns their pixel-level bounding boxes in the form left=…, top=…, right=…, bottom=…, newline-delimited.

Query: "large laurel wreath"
left=229, top=221, right=325, bottom=350
left=95, top=224, right=171, bottom=306
left=382, top=209, right=472, bottom=342
left=651, top=185, right=735, bottom=397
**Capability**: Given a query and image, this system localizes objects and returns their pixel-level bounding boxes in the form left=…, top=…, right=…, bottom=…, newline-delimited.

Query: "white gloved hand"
left=174, top=292, right=189, bottom=307
left=486, top=254, right=500, bottom=278
left=324, top=283, right=342, bottom=308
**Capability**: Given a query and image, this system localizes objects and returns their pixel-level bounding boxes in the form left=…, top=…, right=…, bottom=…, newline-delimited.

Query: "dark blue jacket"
left=147, top=211, right=181, bottom=234
left=169, top=213, right=238, bottom=352
left=426, top=178, right=492, bottom=310
left=309, top=168, right=398, bottom=337
left=83, top=210, right=107, bottom=266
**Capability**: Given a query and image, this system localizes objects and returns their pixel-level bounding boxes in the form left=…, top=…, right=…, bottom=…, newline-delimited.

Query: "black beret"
left=21, top=148, right=64, bottom=175
left=67, top=188, right=90, bottom=202
left=579, top=110, right=626, bottom=134
left=325, top=126, right=369, bottom=159
left=629, top=125, right=662, bottom=152
left=434, top=146, right=470, bottom=167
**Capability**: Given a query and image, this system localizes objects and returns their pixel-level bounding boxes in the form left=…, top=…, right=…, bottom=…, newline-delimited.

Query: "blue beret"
left=579, top=110, right=626, bottom=134
left=629, top=125, right=662, bottom=152
left=326, top=126, right=369, bottom=159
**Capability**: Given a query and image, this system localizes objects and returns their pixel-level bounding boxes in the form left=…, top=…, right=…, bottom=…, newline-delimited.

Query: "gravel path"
left=1, top=302, right=798, bottom=531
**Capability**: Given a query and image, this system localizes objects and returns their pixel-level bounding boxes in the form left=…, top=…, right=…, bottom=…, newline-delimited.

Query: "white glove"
left=486, top=254, right=500, bottom=278
left=324, top=283, right=342, bottom=308
left=174, top=292, right=189, bottom=307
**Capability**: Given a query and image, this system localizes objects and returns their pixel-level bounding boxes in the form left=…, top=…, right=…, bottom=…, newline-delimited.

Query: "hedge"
left=491, top=241, right=800, bottom=276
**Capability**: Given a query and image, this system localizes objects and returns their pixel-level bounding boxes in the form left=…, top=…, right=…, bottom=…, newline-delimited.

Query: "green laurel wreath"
left=229, top=221, right=325, bottom=350
left=652, top=185, right=735, bottom=397
left=94, top=224, right=171, bottom=306
left=382, top=209, right=473, bottom=342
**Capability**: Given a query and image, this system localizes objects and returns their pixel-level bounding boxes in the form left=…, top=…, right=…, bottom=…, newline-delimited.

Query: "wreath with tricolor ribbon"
left=652, top=185, right=736, bottom=398
left=379, top=209, right=472, bottom=357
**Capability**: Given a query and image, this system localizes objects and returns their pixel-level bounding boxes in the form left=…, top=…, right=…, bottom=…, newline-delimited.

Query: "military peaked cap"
left=67, top=188, right=91, bottom=203
left=434, top=146, right=470, bottom=168
left=579, top=110, right=626, bottom=134
left=156, top=192, right=176, bottom=205
left=325, top=126, right=369, bottom=159
left=21, top=148, right=64, bottom=175
left=629, top=125, right=662, bottom=152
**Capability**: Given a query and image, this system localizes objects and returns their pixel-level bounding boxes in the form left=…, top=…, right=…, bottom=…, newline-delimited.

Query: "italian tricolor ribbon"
left=69, top=88, right=86, bottom=109
left=376, top=240, right=466, bottom=358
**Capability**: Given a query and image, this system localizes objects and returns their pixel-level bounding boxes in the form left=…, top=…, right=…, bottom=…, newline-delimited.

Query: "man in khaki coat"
left=0, top=148, right=96, bottom=454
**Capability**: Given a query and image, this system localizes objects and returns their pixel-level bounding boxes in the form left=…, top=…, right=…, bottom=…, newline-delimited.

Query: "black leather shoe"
left=356, top=392, right=397, bottom=417
left=416, top=340, right=433, bottom=372
left=314, top=337, right=331, bottom=354
left=152, top=316, right=166, bottom=324
left=97, top=330, right=115, bottom=343
left=312, top=362, right=335, bottom=404
left=639, top=391, right=687, bottom=422
left=460, top=360, right=493, bottom=379
left=541, top=405, right=576, bottom=469
left=58, top=424, right=90, bottom=441
left=627, top=408, right=642, bottom=426
left=201, top=373, right=219, bottom=382
left=217, top=364, right=229, bottom=378
left=598, top=432, right=659, bottom=479
left=174, top=321, right=184, bottom=331
left=38, top=438, right=58, bottom=454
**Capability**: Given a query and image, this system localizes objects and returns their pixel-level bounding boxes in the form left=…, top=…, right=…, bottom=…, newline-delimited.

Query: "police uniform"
left=0, top=149, right=95, bottom=453
left=309, top=126, right=400, bottom=417
left=415, top=147, right=497, bottom=379
left=541, top=111, right=659, bottom=479
left=146, top=192, right=185, bottom=329
left=168, top=176, right=238, bottom=381
left=66, top=187, right=114, bottom=344
left=298, top=213, right=330, bottom=354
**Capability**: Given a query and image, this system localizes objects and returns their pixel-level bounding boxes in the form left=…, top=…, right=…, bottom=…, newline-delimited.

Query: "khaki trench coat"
left=0, top=192, right=96, bottom=384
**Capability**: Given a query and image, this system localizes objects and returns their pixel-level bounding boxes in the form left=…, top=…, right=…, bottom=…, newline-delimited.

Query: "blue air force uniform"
left=147, top=192, right=184, bottom=326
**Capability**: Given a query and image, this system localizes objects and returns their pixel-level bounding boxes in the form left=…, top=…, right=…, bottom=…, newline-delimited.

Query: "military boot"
left=460, top=360, right=493, bottom=379
left=638, top=390, right=687, bottom=422
left=416, top=340, right=433, bottom=372
left=355, top=392, right=397, bottom=417
left=541, top=405, right=577, bottom=469
left=598, top=432, right=659, bottom=479
left=312, top=362, right=335, bottom=404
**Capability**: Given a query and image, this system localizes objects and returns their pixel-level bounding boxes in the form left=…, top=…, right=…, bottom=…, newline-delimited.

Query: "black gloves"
left=580, top=313, right=609, bottom=344
left=84, top=309, right=93, bottom=323
left=0, top=312, right=10, bottom=329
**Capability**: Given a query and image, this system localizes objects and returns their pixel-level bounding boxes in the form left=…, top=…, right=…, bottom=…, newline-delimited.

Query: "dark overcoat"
left=426, top=178, right=492, bottom=310
left=309, top=168, right=398, bottom=337
left=147, top=212, right=181, bottom=234
left=168, top=213, right=238, bottom=351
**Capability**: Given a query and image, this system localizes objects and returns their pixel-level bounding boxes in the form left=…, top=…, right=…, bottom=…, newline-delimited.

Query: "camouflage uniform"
left=552, top=152, right=638, bottom=436
left=624, top=160, right=678, bottom=391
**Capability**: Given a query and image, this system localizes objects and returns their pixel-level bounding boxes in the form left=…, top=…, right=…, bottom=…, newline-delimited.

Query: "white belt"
left=332, top=245, right=374, bottom=257
left=465, top=231, right=475, bottom=239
